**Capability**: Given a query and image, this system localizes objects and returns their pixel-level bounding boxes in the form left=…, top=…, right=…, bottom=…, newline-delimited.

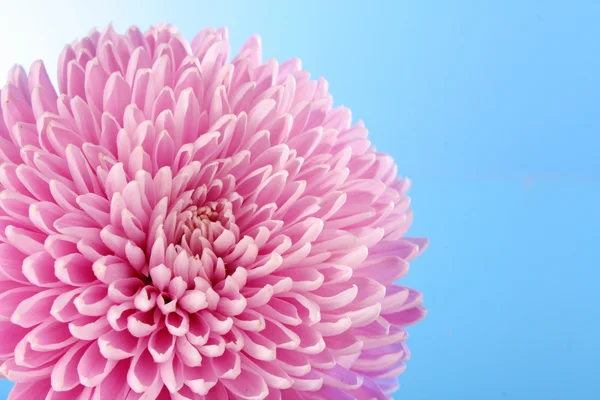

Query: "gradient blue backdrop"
left=1, top=1, right=599, bottom=399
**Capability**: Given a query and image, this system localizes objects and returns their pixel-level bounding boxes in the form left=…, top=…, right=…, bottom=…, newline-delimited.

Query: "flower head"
left=0, top=24, right=427, bottom=399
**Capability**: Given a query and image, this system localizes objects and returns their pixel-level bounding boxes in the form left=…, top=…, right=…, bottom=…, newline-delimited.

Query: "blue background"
left=1, top=1, right=599, bottom=399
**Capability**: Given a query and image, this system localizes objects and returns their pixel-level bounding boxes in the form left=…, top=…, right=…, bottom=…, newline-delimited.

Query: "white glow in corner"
left=0, top=0, right=132, bottom=87
left=0, top=0, right=242, bottom=89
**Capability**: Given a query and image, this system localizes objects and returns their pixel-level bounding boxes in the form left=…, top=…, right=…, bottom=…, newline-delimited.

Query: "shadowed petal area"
left=0, top=22, right=426, bottom=399
left=221, top=367, right=269, bottom=400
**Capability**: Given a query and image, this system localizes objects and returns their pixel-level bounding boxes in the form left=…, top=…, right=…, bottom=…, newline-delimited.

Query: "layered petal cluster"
left=0, top=24, right=427, bottom=400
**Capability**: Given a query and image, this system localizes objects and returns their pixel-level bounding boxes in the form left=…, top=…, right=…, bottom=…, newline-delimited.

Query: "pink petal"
left=7, top=380, right=51, bottom=400
left=103, top=72, right=131, bottom=125
left=0, top=244, right=29, bottom=283
left=51, top=341, right=90, bottom=391
left=127, top=347, right=159, bottom=393
left=0, top=286, right=43, bottom=320
left=196, top=334, right=225, bottom=358
left=133, top=286, right=159, bottom=312
left=165, top=309, right=189, bottom=336
left=242, top=355, right=293, bottom=390
left=91, top=361, right=130, bottom=399
left=73, top=284, right=112, bottom=316
left=45, top=386, right=86, bottom=400
left=108, top=277, right=144, bottom=303
left=220, top=366, right=269, bottom=400
left=183, top=362, right=217, bottom=395
left=93, top=256, right=137, bottom=284
left=175, top=336, right=202, bottom=367
left=77, top=340, right=118, bottom=387
left=211, top=349, right=241, bottom=379
left=55, top=253, right=96, bottom=286
left=68, top=316, right=111, bottom=341
left=50, top=287, right=85, bottom=322
left=107, top=302, right=136, bottom=331
left=275, top=349, right=311, bottom=377
left=27, top=319, right=76, bottom=351
left=127, top=310, right=160, bottom=337
left=239, top=330, right=276, bottom=361
left=22, top=251, right=61, bottom=287
left=186, top=313, right=210, bottom=346
left=159, top=354, right=185, bottom=393
left=179, top=290, right=208, bottom=313
left=98, top=329, right=139, bottom=360
left=12, top=288, right=66, bottom=328
left=260, top=318, right=301, bottom=350
left=148, top=325, right=176, bottom=363
left=149, top=263, right=171, bottom=292
left=318, top=365, right=363, bottom=390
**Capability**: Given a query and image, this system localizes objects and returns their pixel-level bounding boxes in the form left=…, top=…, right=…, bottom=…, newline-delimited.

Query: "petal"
left=318, top=365, right=363, bottom=390
left=260, top=318, right=301, bottom=350
left=380, top=286, right=421, bottom=314
left=149, top=263, right=171, bottom=292
left=7, top=380, right=51, bottom=400
left=383, top=305, right=427, bottom=328
left=199, top=311, right=232, bottom=335
left=220, top=366, right=269, bottom=400
left=275, top=349, right=311, bottom=377
left=239, top=330, right=276, bottom=361
left=103, top=72, right=131, bottom=125
left=68, top=316, right=111, bottom=341
left=242, top=355, right=293, bottom=390
left=178, top=290, right=208, bottom=313
left=127, top=346, right=159, bottom=393
left=148, top=325, right=176, bottom=363
left=323, top=331, right=363, bottom=356
left=133, top=286, right=158, bottom=312
left=107, top=302, right=136, bottom=331
left=196, top=334, right=225, bottom=358
left=45, top=386, right=86, bottom=400
left=175, top=336, right=202, bottom=367
left=1, top=357, right=53, bottom=383
left=66, top=144, right=102, bottom=194
left=165, top=309, right=189, bottom=337
left=12, top=288, right=66, bottom=328
left=0, top=244, right=29, bottom=283
left=98, top=329, right=139, bottom=360
left=5, top=225, right=45, bottom=255
left=0, top=286, right=43, bottom=320
left=127, top=310, right=160, bottom=337
left=183, top=362, right=217, bottom=395
left=55, top=253, right=96, bottom=286
left=50, top=287, right=85, bottom=322
left=93, top=256, right=138, bottom=284
left=0, top=321, right=30, bottom=358
left=159, top=354, right=185, bottom=394
left=51, top=341, right=90, bottom=391
left=356, top=256, right=409, bottom=286
left=27, top=319, right=76, bottom=352
left=288, top=324, right=325, bottom=355
left=305, top=283, right=358, bottom=312
left=22, top=251, right=61, bottom=287
left=13, top=335, right=66, bottom=369
left=211, top=349, right=241, bottom=379
left=91, top=361, right=130, bottom=399
left=74, top=284, right=112, bottom=316
left=77, top=340, right=118, bottom=387
left=186, top=313, right=210, bottom=346
left=108, top=277, right=144, bottom=303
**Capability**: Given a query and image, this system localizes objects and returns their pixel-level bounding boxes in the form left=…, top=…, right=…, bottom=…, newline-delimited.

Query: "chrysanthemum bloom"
left=0, top=24, right=427, bottom=400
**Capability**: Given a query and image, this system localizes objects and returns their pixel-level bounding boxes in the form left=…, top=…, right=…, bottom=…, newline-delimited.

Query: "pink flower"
left=0, top=24, right=427, bottom=400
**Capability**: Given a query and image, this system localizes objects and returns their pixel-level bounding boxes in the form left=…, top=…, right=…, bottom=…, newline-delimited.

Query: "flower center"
left=179, top=198, right=238, bottom=259
left=129, top=195, right=248, bottom=326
